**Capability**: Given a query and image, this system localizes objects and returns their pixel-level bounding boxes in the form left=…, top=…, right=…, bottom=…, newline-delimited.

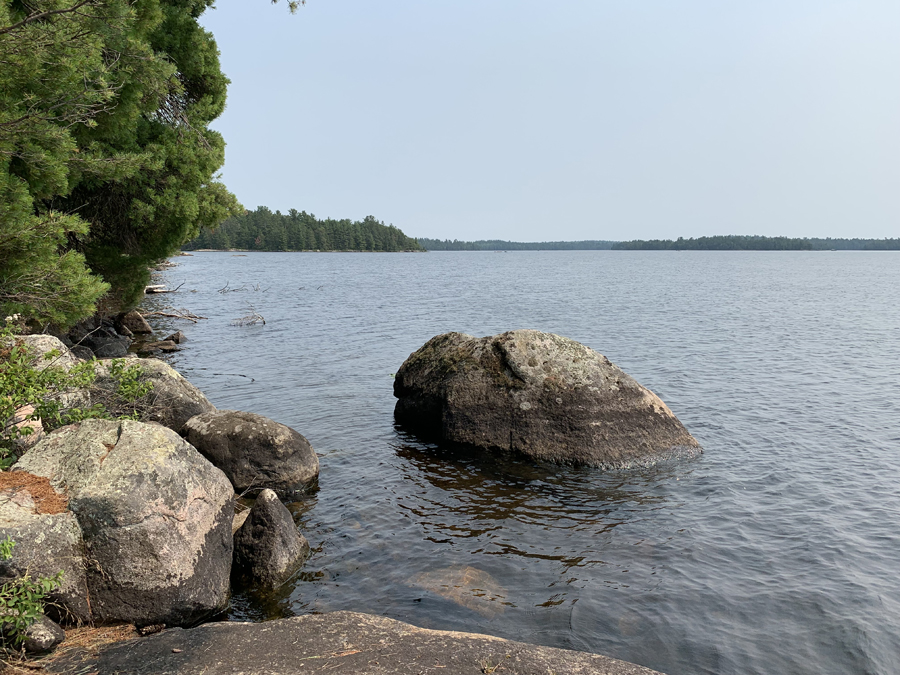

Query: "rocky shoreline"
left=1, top=312, right=673, bottom=674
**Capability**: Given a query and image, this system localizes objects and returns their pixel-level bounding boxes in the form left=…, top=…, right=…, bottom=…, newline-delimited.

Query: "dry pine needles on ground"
left=0, top=473, right=67, bottom=515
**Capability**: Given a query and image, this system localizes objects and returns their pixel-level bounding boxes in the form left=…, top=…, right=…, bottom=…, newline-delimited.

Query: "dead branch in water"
left=145, top=281, right=184, bottom=294
left=218, top=281, right=268, bottom=294
left=142, top=307, right=207, bottom=323
left=231, top=305, right=266, bottom=327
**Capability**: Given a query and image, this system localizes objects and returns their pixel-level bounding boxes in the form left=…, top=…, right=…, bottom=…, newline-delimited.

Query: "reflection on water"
left=153, top=251, right=900, bottom=675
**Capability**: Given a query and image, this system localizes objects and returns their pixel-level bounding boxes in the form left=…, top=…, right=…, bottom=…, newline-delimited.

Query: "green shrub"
left=0, top=536, right=63, bottom=649
left=0, top=321, right=153, bottom=467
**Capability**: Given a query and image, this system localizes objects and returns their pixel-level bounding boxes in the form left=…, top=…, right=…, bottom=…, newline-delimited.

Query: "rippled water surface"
left=147, top=251, right=900, bottom=675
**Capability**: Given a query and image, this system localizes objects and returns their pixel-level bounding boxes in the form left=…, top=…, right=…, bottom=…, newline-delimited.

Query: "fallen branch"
left=142, top=307, right=207, bottom=323
left=231, top=305, right=266, bottom=327
left=145, top=281, right=184, bottom=294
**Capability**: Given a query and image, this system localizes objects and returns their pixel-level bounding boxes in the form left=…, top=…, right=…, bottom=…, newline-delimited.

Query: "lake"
left=145, top=250, right=900, bottom=675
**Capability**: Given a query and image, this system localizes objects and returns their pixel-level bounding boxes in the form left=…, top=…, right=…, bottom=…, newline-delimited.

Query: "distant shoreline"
left=418, top=235, right=900, bottom=252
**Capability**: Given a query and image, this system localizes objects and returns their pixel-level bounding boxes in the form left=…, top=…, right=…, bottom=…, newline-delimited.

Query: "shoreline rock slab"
left=394, top=330, right=701, bottom=468
left=45, top=611, right=666, bottom=674
left=182, top=410, right=318, bottom=496
left=14, top=419, right=234, bottom=627
left=232, top=489, right=310, bottom=590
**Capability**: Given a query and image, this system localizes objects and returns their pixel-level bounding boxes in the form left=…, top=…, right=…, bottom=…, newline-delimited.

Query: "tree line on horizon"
left=416, top=235, right=899, bottom=251
left=417, top=239, right=617, bottom=250
left=183, top=207, right=423, bottom=252
left=611, top=235, right=900, bottom=250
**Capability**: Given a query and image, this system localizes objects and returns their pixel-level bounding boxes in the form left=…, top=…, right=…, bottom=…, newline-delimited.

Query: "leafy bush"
left=0, top=321, right=153, bottom=467
left=0, top=536, right=63, bottom=649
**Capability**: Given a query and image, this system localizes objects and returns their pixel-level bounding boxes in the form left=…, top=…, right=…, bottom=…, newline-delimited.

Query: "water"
left=146, top=251, right=900, bottom=675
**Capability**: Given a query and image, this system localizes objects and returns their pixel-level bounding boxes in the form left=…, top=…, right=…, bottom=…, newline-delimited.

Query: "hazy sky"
left=201, top=1, right=899, bottom=241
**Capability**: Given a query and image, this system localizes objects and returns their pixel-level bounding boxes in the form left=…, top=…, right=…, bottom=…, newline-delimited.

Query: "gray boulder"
left=182, top=411, right=318, bottom=496
left=15, top=419, right=234, bottom=627
left=15, top=334, right=82, bottom=372
left=164, top=331, right=187, bottom=344
left=394, top=330, right=701, bottom=468
left=89, top=336, right=130, bottom=358
left=22, top=614, right=66, bottom=653
left=0, top=476, right=90, bottom=624
left=92, top=357, right=215, bottom=433
left=233, top=489, right=309, bottom=590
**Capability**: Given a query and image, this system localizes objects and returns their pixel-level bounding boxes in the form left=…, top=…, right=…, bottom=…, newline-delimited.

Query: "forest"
left=183, top=207, right=423, bottom=252
left=418, top=239, right=616, bottom=251
left=611, top=236, right=900, bottom=250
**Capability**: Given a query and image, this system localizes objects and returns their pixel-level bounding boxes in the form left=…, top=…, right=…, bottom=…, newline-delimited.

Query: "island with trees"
left=417, top=238, right=617, bottom=251
left=182, top=207, right=423, bottom=252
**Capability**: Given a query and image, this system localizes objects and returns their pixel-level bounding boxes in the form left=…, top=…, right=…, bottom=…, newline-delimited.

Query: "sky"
left=200, top=0, right=900, bottom=242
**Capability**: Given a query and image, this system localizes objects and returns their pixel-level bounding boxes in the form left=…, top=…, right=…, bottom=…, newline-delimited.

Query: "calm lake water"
left=146, top=251, right=900, bottom=675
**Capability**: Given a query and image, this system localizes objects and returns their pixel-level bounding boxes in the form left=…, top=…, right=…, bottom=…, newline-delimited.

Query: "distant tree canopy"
left=805, top=238, right=900, bottom=251
left=183, top=207, right=423, bottom=252
left=418, top=239, right=616, bottom=251
left=612, top=236, right=900, bottom=251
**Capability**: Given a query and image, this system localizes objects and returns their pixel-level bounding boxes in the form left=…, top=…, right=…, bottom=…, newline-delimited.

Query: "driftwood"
left=142, top=307, right=207, bottom=323
left=231, top=305, right=266, bottom=327
left=144, top=282, right=185, bottom=294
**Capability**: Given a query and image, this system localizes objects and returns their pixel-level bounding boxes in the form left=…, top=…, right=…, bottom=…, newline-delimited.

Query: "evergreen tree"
left=0, top=0, right=240, bottom=326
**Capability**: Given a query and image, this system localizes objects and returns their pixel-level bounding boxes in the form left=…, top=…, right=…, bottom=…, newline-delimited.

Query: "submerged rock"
left=411, top=565, right=508, bottom=618
left=182, top=410, right=318, bottom=496
left=394, top=330, right=700, bottom=468
left=15, top=419, right=234, bottom=627
left=233, top=489, right=309, bottom=590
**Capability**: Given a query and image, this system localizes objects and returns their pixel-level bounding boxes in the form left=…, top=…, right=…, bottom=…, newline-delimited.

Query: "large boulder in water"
left=14, top=419, right=234, bottom=627
left=92, top=357, right=216, bottom=433
left=393, top=330, right=700, bottom=468
left=182, top=410, right=318, bottom=497
left=232, top=489, right=310, bottom=590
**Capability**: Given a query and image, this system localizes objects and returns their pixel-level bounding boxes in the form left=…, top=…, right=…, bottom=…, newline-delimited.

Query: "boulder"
left=68, top=318, right=131, bottom=358
left=22, top=614, right=66, bottom=653
left=117, top=310, right=153, bottom=335
left=92, top=357, right=215, bottom=433
left=5, top=334, right=89, bottom=414
left=89, top=336, right=130, bottom=358
left=15, top=334, right=81, bottom=372
left=411, top=565, right=507, bottom=618
left=233, top=489, right=309, bottom=590
left=182, top=411, right=318, bottom=496
left=164, top=331, right=187, bottom=344
left=15, top=419, right=234, bottom=627
left=0, top=473, right=90, bottom=623
left=70, top=345, right=95, bottom=361
left=139, top=340, right=179, bottom=354
left=5, top=404, right=44, bottom=450
left=393, top=330, right=700, bottom=468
